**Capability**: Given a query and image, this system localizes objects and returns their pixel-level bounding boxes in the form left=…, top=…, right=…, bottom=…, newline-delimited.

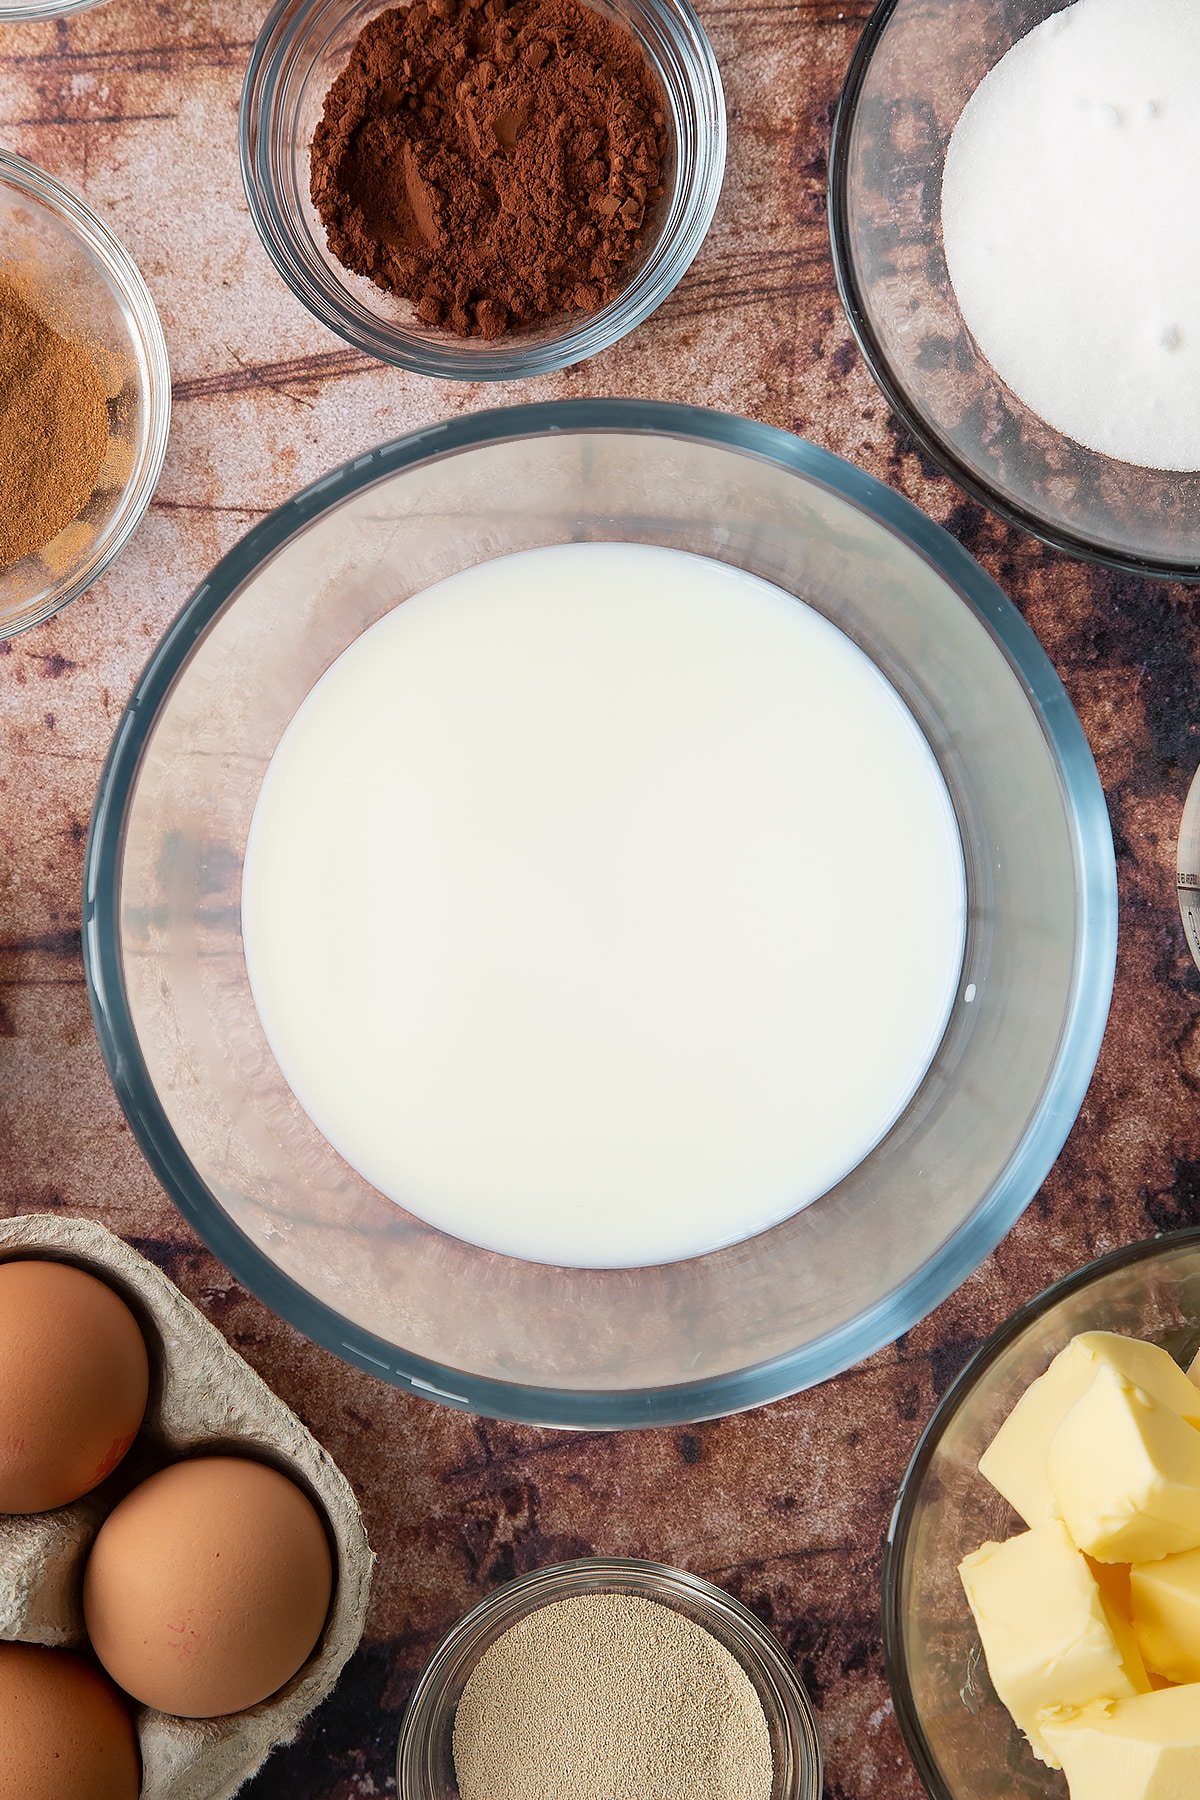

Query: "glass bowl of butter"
left=886, top=1230, right=1200, bottom=1800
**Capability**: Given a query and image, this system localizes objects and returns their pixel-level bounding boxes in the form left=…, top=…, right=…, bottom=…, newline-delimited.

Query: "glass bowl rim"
left=881, top=1226, right=1200, bottom=1799
left=395, top=1554, right=824, bottom=1798
left=238, top=0, right=727, bottom=381
left=1178, top=762, right=1200, bottom=972
left=0, top=146, right=172, bottom=638
left=82, top=396, right=1117, bottom=1429
left=0, top=0, right=107, bottom=16
left=826, top=0, right=1200, bottom=585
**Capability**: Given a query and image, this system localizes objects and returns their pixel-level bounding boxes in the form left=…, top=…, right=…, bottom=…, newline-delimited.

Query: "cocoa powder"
left=310, top=0, right=668, bottom=339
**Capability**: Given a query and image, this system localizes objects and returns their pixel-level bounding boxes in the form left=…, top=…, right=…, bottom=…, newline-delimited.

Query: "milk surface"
left=242, top=544, right=966, bottom=1268
left=942, top=0, right=1200, bottom=470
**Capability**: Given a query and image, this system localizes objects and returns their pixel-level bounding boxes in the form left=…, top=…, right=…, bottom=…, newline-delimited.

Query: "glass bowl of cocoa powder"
left=240, top=0, right=725, bottom=377
left=0, top=151, right=171, bottom=639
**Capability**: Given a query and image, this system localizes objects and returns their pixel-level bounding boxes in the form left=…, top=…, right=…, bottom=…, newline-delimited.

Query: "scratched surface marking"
left=2, top=2, right=1199, bottom=1795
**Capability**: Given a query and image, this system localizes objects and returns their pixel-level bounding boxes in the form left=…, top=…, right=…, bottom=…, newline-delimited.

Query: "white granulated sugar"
left=941, top=0, right=1200, bottom=470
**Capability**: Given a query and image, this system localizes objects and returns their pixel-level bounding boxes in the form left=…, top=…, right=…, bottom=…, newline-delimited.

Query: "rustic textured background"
left=2, top=1, right=1199, bottom=1795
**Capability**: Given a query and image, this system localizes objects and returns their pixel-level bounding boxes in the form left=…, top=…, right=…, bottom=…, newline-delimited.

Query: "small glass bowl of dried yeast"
left=398, top=1558, right=822, bottom=1800
left=0, top=151, right=170, bottom=639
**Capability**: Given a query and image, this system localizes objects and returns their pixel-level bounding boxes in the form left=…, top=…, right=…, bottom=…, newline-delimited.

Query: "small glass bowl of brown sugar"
left=241, top=0, right=725, bottom=379
left=397, top=1558, right=822, bottom=1800
left=0, top=150, right=170, bottom=639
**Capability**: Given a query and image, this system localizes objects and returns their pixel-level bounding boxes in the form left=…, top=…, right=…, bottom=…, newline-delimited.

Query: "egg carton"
left=0, top=1214, right=374, bottom=1800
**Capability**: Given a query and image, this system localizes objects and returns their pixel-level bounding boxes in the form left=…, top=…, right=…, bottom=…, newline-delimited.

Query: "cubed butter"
left=980, top=1334, right=1200, bottom=1527
left=1041, top=1686, right=1200, bottom=1800
left=1131, top=1550, right=1200, bottom=1685
left=1048, top=1364, right=1200, bottom=1563
left=1090, top=1560, right=1151, bottom=1690
left=1091, top=1559, right=1135, bottom=1619
left=959, top=1520, right=1150, bottom=1766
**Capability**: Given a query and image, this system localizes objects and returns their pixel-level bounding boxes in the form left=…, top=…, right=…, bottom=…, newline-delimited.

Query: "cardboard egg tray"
left=0, top=1213, right=374, bottom=1799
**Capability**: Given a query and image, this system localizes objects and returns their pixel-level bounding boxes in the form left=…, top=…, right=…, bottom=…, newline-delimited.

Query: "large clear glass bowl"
left=83, top=400, right=1116, bottom=1427
left=885, top=1233, right=1200, bottom=1798
left=240, top=0, right=725, bottom=379
left=0, top=150, right=170, bottom=639
left=829, top=0, right=1200, bottom=581
left=397, top=1558, right=822, bottom=1798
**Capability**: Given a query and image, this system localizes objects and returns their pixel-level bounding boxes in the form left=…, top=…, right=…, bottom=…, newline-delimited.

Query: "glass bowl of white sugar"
left=831, top=0, right=1200, bottom=580
left=84, top=398, right=1115, bottom=1426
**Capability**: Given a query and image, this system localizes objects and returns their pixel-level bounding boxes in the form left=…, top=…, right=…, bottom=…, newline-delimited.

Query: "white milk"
left=942, top=0, right=1200, bottom=470
left=242, top=544, right=966, bottom=1268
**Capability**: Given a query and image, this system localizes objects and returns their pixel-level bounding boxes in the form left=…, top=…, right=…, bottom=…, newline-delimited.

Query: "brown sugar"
left=0, top=276, right=109, bottom=570
left=309, top=0, right=668, bottom=339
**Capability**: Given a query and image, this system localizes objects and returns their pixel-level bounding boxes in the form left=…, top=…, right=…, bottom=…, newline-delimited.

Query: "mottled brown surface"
left=1, top=2, right=1199, bottom=1797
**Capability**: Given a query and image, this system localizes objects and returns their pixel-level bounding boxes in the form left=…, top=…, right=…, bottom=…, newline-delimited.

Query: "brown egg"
left=0, top=1641, right=140, bottom=1800
left=83, top=1455, right=334, bottom=1718
left=0, top=1260, right=150, bottom=1514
